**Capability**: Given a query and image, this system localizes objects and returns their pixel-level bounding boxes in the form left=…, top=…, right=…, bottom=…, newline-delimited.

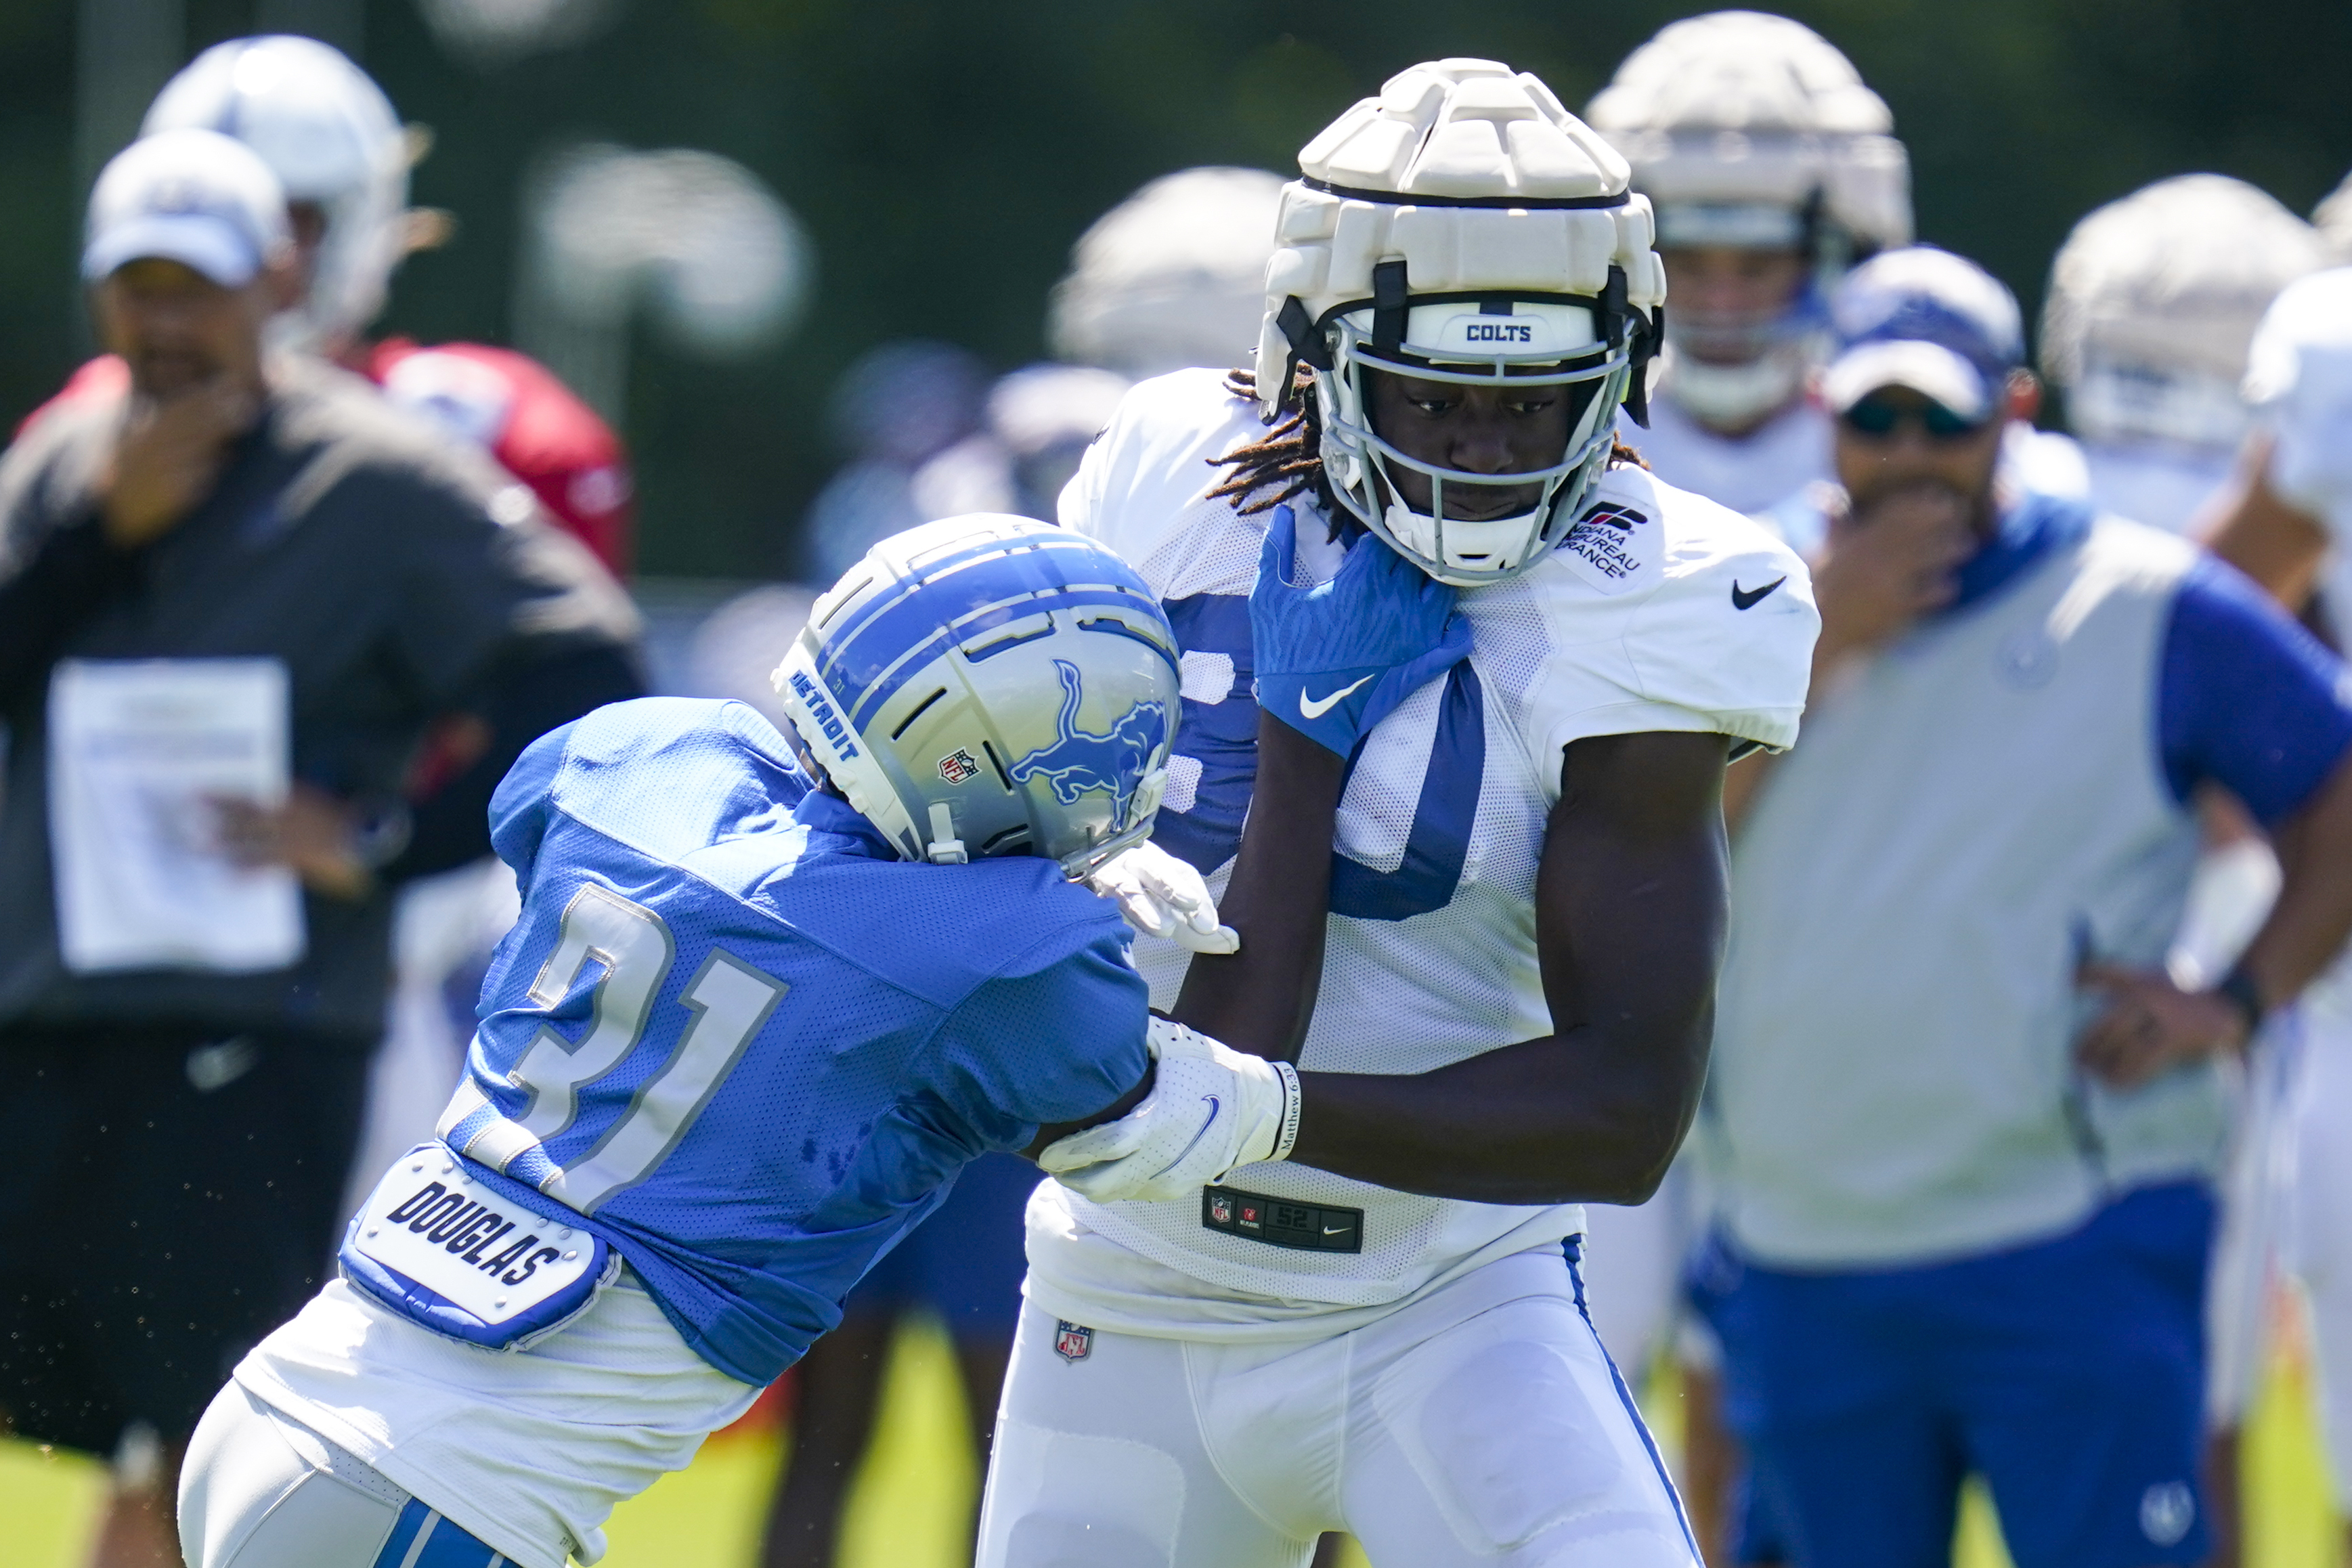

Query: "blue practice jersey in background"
left=432, top=697, right=1150, bottom=1385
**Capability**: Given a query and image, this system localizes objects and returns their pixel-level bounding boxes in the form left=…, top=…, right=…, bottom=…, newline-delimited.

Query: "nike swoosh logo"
left=1323, top=1224, right=1351, bottom=1236
left=1149, top=1096, right=1222, bottom=1180
left=1299, top=674, right=1374, bottom=720
left=1731, top=576, right=1787, bottom=611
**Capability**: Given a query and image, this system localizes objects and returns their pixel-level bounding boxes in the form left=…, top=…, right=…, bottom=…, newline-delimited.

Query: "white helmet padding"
left=1585, top=12, right=1912, bottom=258
left=1586, top=12, right=1911, bottom=429
left=1050, top=167, right=1286, bottom=379
left=2043, top=173, right=2325, bottom=453
left=143, top=35, right=409, bottom=348
left=1253, top=59, right=1666, bottom=588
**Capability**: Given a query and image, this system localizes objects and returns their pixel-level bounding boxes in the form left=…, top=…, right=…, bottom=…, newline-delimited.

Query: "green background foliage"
left=6, top=0, right=2350, bottom=578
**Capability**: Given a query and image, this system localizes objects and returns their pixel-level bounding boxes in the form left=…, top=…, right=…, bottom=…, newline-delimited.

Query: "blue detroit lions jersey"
left=433, top=697, right=1149, bottom=1385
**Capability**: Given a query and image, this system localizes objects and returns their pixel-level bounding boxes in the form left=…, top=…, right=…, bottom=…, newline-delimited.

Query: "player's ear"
left=2005, top=369, right=2041, bottom=425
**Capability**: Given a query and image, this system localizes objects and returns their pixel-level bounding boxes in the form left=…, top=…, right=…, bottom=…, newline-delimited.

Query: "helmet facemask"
left=1284, top=260, right=1651, bottom=587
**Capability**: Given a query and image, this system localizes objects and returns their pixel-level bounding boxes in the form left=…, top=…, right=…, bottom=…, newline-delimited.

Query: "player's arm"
left=2201, top=450, right=2329, bottom=613
left=1288, top=730, right=1729, bottom=1206
left=2077, top=564, right=2352, bottom=1085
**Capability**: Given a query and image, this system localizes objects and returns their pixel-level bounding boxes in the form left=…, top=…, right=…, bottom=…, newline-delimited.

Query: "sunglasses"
left=1838, top=394, right=1989, bottom=441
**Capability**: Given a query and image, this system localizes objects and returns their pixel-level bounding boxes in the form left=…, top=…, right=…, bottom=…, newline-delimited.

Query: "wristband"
left=2214, top=965, right=2267, bottom=1038
left=1269, top=1060, right=1302, bottom=1164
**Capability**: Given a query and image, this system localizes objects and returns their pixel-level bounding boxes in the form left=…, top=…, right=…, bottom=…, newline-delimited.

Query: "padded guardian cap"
left=1257, top=59, right=1665, bottom=586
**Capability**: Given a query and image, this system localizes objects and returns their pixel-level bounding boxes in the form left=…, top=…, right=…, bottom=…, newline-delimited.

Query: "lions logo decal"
left=1008, top=660, right=1167, bottom=831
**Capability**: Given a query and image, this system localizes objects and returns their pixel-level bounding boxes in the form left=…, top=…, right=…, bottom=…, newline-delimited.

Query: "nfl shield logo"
left=938, top=748, right=980, bottom=785
left=1209, top=1192, right=1233, bottom=1225
left=1053, top=1320, right=1093, bottom=1362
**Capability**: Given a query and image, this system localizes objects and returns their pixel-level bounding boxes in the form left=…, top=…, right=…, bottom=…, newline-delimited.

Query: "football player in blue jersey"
left=171, top=511, right=1466, bottom=1568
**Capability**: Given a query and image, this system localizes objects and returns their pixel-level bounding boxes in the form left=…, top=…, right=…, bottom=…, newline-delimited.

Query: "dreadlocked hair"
left=1207, top=365, right=1651, bottom=522
left=1207, top=366, right=1326, bottom=517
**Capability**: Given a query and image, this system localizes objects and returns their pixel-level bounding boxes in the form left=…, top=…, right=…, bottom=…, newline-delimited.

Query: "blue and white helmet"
left=771, top=515, right=1181, bottom=875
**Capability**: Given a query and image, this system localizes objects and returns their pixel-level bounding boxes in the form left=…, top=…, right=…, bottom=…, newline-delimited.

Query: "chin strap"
left=1603, top=264, right=1661, bottom=429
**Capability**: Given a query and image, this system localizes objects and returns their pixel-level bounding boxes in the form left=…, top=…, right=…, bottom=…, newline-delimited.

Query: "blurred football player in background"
left=800, top=341, right=990, bottom=584
left=1586, top=12, right=1910, bottom=517
left=2205, top=263, right=2352, bottom=1564
left=29, top=35, right=636, bottom=575
left=764, top=165, right=1280, bottom=1568
left=2040, top=171, right=2326, bottom=1565
left=2043, top=175, right=2324, bottom=538
left=977, top=60, right=1816, bottom=1568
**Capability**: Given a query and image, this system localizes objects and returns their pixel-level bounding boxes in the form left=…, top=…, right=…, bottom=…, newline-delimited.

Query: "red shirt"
left=18, top=342, right=635, bottom=578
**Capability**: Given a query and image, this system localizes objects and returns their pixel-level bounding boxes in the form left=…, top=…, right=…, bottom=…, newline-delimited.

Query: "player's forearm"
left=1290, top=733, right=1728, bottom=1204
left=1288, top=1020, right=1708, bottom=1205
left=1171, top=713, right=1345, bottom=1063
left=2239, top=748, right=2352, bottom=1014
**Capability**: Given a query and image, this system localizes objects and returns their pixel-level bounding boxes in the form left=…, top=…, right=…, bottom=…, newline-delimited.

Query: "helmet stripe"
left=837, top=587, right=1169, bottom=731
left=819, top=533, right=1153, bottom=661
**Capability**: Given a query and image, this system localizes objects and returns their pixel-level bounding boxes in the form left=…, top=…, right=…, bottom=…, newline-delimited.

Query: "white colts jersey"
left=1032, top=370, right=1816, bottom=1339
left=1615, top=395, right=1833, bottom=518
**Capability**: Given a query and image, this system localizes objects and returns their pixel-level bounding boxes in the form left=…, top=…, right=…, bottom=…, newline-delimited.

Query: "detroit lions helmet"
left=1586, top=13, right=1911, bottom=430
left=771, top=515, right=1181, bottom=876
left=143, top=35, right=410, bottom=349
left=1257, top=59, right=1667, bottom=587
left=2043, top=175, right=2324, bottom=454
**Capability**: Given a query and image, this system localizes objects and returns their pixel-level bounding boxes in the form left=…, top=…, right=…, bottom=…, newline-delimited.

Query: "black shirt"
left=0, top=357, right=643, bottom=1043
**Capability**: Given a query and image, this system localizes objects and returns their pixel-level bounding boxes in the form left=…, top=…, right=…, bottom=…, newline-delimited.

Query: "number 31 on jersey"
left=437, top=883, right=789, bottom=1215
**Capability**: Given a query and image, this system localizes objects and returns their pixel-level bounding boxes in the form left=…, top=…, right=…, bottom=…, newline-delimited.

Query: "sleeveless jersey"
left=415, top=696, right=1146, bottom=1384
left=1026, top=370, right=1817, bottom=1338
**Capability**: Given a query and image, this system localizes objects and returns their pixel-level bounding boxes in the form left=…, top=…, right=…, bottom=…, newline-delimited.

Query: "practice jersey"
left=406, top=696, right=1144, bottom=1383
left=2081, top=441, right=2238, bottom=536
left=16, top=343, right=634, bottom=575
left=370, top=340, right=634, bottom=575
left=1028, top=369, right=1816, bottom=1339
left=1617, top=393, right=1833, bottom=517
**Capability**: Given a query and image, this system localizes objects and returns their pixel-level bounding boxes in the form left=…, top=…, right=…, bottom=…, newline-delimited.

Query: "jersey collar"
left=1944, top=490, right=2096, bottom=615
left=791, top=786, right=900, bottom=861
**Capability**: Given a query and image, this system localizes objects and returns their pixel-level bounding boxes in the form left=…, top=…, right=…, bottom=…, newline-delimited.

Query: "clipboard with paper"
left=47, top=657, right=305, bottom=974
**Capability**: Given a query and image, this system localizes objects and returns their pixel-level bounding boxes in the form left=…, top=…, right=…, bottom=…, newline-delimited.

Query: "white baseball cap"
left=82, top=127, right=292, bottom=288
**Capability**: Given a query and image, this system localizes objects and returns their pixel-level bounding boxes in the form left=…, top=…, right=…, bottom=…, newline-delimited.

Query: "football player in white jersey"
left=2040, top=175, right=2324, bottom=1562
left=973, top=60, right=1817, bottom=1568
left=2043, top=175, right=2324, bottom=537
left=1584, top=12, right=1911, bottom=517
left=2204, top=267, right=2352, bottom=1561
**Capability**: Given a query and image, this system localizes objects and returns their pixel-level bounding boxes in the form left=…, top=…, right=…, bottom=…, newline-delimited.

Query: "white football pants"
left=977, top=1247, right=1698, bottom=1568
left=2291, top=978, right=2352, bottom=1505
left=179, top=1384, right=511, bottom=1568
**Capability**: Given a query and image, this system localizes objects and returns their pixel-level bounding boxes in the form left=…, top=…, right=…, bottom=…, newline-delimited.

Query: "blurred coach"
left=1703, top=247, right=2352, bottom=1568
left=0, top=129, right=640, bottom=1555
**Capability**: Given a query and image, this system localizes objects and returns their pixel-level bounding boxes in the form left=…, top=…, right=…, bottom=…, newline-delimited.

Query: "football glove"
left=1084, top=841, right=1239, bottom=955
left=1248, top=503, right=1473, bottom=756
left=1039, top=1016, right=1300, bottom=1204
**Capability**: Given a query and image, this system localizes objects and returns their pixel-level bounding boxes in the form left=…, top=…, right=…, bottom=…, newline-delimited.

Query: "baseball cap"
left=1822, top=245, right=2025, bottom=422
left=82, top=127, right=292, bottom=288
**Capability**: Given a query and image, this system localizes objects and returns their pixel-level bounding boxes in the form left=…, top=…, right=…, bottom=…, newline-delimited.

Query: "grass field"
left=4, top=1317, right=2339, bottom=1567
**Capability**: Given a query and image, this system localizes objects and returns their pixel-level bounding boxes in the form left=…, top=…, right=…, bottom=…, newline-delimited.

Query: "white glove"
left=1084, top=842, right=1239, bottom=955
left=1039, top=1016, right=1300, bottom=1204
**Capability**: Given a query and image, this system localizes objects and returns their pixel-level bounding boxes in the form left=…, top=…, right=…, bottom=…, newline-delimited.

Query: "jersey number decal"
left=1155, top=593, right=1483, bottom=921
left=474, top=884, right=788, bottom=1213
